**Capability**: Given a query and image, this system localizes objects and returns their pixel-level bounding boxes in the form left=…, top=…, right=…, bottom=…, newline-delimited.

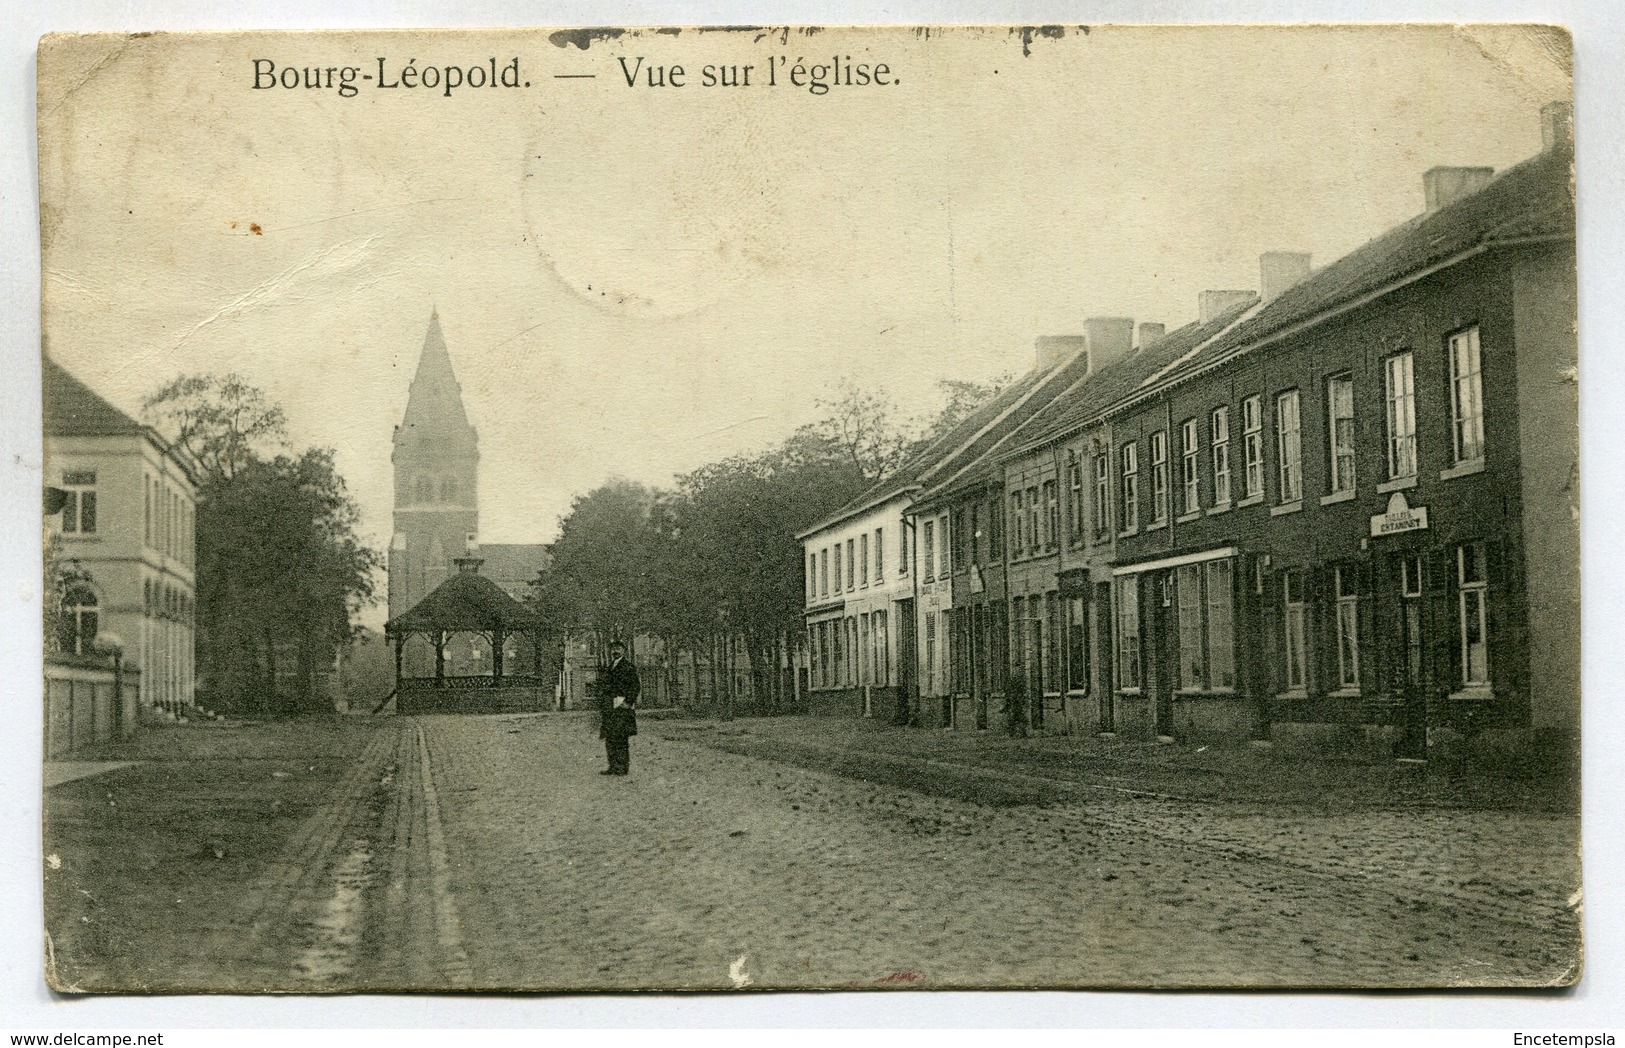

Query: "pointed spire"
left=395, top=310, right=478, bottom=454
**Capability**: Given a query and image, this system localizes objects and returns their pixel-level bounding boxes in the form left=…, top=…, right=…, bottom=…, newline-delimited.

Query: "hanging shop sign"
left=1370, top=490, right=1429, bottom=537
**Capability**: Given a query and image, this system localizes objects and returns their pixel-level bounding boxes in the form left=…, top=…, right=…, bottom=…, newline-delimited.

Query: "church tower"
left=389, top=310, right=480, bottom=624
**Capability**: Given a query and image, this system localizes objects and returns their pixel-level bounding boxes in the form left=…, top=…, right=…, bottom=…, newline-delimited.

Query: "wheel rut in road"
left=228, top=718, right=471, bottom=990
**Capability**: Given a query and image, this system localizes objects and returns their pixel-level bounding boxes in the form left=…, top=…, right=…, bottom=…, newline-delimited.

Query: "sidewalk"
left=653, top=714, right=1579, bottom=813
left=44, top=762, right=134, bottom=788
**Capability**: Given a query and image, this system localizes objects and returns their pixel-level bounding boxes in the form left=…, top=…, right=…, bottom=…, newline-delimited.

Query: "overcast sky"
left=40, top=25, right=1568, bottom=573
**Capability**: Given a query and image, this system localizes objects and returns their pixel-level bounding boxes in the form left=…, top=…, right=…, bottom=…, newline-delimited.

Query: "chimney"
left=454, top=556, right=485, bottom=575
left=1082, top=317, right=1134, bottom=370
left=1542, top=100, right=1573, bottom=152
left=1199, top=290, right=1254, bottom=324
left=1136, top=322, right=1166, bottom=350
left=1424, top=166, right=1494, bottom=212
left=1260, top=252, right=1312, bottom=304
left=1034, top=335, right=1088, bottom=372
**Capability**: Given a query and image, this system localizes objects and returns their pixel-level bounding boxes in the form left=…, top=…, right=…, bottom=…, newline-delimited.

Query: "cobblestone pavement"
left=419, top=713, right=1580, bottom=991
left=46, top=713, right=1580, bottom=991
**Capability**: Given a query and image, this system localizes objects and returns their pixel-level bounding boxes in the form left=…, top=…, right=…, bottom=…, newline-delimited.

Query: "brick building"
left=800, top=103, right=1578, bottom=762
left=1104, top=108, right=1577, bottom=756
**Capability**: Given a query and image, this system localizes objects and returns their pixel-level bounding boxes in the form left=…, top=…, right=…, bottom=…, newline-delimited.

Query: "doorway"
left=895, top=598, right=917, bottom=725
left=1393, top=552, right=1428, bottom=760
left=1151, top=571, right=1177, bottom=738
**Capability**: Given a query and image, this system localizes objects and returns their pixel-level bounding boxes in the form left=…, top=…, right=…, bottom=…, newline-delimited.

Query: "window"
left=807, top=554, right=816, bottom=601
left=899, top=525, right=909, bottom=576
left=1282, top=569, right=1307, bottom=692
left=1210, top=408, right=1232, bottom=507
left=938, top=515, right=950, bottom=577
left=1243, top=396, right=1264, bottom=498
left=1177, top=565, right=1205, bottom=688
left=1066, top=596, right=1089, bottom=692
left=1458, top=542, right=1490, bottom=687
left=1148, top=558, right=1236, bottom=692
left=1011, top=596, right=1031, bottom=686
left=1026, top=488, right=1040, bottom=554
left=1276, top=391, right=1302, bottom=503
left=60, top=585, right=98, bottom=656
left=1181, top=419, right=1200, bottom=514
left=859, top=613, right=871, bottom=684
left=950, top=609, right=973, bottom=695
left=144, top=477, right=152, bottom=546
left=1067, top=453, right=1085, bottom=544
left=1334, top=565, right=1360, bottom=690
left=1119, top=443, right=1139, bottom=532
left=987, top=496, right=1003, bottom=560
left=1150, top=431, right=1168, bottom=523
left=833, top=544, right=843, bottom=592
left=874, top=527, right=884, bottom=582
left=1206, top=559, right=1236, bottom=689
left=922, top=520, right=935, bottom=580
left=859, top=533, right=869, bottom=586
left=846, top=538, right=856, bottom=590
left=820, top=548, right=829, bottom=596
left=972, top=604, right=993, bottom=696
left=1385, top=352, right=1417, bottom=479
left=848, top=617, right=860, bottom=686
left=1093, top=454, right=1111, bottom=538
left=874, top=610, right=889, bottom=685
left=924, top=613, right=937, bottom=691
left=1327, top=375, right=1357, bottom=494
left=1449, top=327, right=1485, bottom=465
left=968, top=503, right=982, bottom=567
left=61, top=470, right=97, bottom=534
left=1044, top=592, right=1062, bottom=692
left=1116, top=576, right=1141, bottom=690
left=1009, top=491, right=1024, bottom=557
left=1043, top=480, right=1059, bottom=551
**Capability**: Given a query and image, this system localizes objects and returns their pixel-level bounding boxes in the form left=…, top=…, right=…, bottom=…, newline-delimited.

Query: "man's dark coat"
left=599, top=656, right=641, bottom=740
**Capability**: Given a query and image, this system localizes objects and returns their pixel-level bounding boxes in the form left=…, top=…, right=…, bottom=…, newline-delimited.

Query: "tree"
left=793, top=380, right=918, bottom=484
left=193, top=448, right=381, bottom=714
left=144, top=373, right=289, bottom=482
left=530, top=478, right=665, bottom=643
left=528, top=371, right=1008, bottom=721
left=146, top=375, right=379, bottom=714
left=926, top=375, right=1014, bottom=443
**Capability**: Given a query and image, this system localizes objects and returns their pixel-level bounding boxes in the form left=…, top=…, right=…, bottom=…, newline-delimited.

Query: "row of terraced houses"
left=798, top=103, right=1578, bottom=761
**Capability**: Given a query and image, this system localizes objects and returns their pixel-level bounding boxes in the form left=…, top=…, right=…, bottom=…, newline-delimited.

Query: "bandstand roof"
left=386, top=562, right=542, bottom=635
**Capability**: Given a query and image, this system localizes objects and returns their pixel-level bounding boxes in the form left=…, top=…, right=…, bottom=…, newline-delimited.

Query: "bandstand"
left=384, top=556, right=556, bottom=714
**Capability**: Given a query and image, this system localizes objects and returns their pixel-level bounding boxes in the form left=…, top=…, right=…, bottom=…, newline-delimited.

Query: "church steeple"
left=389, top=310, right=481, bottom=626
left=394, top=308, right=478, bottom=459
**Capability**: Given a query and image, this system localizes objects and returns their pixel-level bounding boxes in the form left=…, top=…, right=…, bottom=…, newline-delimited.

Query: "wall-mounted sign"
left=1370, top=490, right=1429, bottom=537
left=969, top=565, right=986, bottom=595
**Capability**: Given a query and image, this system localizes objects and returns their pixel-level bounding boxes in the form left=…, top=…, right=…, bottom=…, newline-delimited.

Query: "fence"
left=45, top=652, right=140, bottom=758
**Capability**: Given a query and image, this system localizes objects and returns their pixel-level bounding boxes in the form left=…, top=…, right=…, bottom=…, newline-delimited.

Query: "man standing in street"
left=599, top=640, right=640, bottom=776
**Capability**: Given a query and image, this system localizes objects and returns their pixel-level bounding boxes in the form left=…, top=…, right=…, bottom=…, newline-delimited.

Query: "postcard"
left=38, top=25, right=1579, bottom=991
